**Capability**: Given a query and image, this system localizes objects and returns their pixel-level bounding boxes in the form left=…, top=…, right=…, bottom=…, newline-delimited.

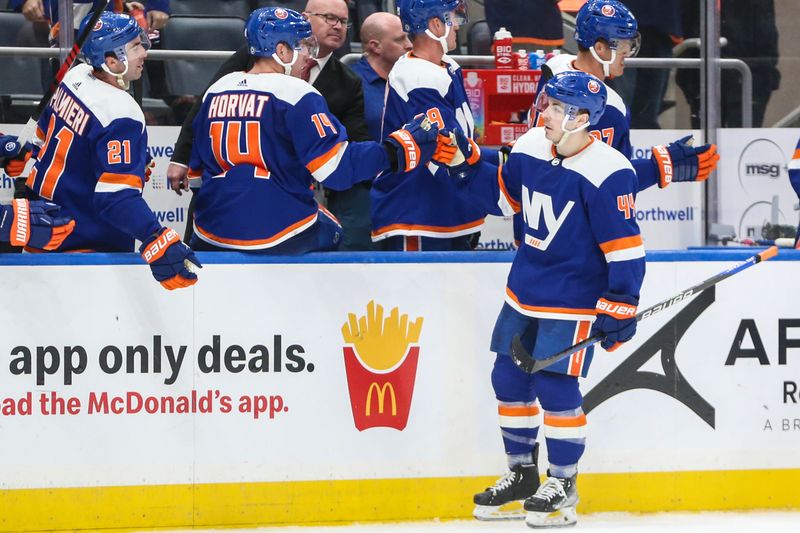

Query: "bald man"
left=167, top=0, right=373, bottom=250
left=351, top=12, right=412, bottom=141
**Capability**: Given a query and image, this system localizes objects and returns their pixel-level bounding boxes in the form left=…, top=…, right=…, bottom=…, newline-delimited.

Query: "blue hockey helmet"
left=79, top=12, right=150, bottom=69
left=245, top=7, right=315, bottom=58
left=536, top=71, right=607, bottom=125
left=397, top=0, right=468, bottom=35
left=574, top=0, right=639, bottom=55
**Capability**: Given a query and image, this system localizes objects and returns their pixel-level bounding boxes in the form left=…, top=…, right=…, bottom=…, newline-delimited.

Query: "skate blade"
left=473, top=501, right=526, bottom=521
left=525, top=506, right=577, bottom=528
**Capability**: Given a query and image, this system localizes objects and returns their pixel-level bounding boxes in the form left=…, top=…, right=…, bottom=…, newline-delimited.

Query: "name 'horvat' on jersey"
left=49, top=86, right=90, bottom=136
left=207, top=93, right=271, bottom=119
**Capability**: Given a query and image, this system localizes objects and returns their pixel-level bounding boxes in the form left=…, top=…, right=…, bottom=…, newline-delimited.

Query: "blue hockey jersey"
left=535, top=53, right=660, bottom=190
left=461, top=128, right=645, bottom=318
left=26, top=64, right=160, bottom=252
left=371, top=52, right=485, bottom=241
left=188, top=71, right=390, bottom=250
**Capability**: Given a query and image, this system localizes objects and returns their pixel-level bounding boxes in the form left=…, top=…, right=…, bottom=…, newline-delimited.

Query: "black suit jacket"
left=171, top=44, right=370, bottom=165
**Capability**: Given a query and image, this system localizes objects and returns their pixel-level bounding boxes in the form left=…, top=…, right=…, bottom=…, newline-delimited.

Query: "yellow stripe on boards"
left=2, top=470, right=799, bottom=532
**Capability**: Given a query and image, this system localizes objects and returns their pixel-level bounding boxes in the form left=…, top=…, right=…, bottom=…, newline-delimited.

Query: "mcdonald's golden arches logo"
left=341, top=301, right=423, bottom=431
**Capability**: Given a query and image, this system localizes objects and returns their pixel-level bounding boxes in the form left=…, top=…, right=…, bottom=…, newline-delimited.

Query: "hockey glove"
left=590, top=292, right=638, bottom=352
left=0, top=135, right=30, bottom=178
left=144, top=154, right=155, bottom=183
left=651, top=135, right=720, bottom=188
left=140, top=227, right=201, bottom=290
left=432, top=127, right=481, bottom=168
left=384, top=115, right=439, bottom=172
left=0, top=198, right=76, bottom=250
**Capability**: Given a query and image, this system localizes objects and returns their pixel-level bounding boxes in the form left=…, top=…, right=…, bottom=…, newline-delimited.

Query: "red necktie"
left=300, top=57, right=318, bottom=82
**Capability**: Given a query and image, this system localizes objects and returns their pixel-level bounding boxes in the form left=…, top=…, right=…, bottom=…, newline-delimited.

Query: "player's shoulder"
left=604, top=84, right=627, bottom=116
left=509, top=127, right=552, bottom=161
left=543, top=53, right=577, bottom=75
left=205, top=71, right=321, bottom=106
left=64, top=64, right=144, bottom=128
left=389, top=53, right=456, bottom=100
left=565, top=138, right=635, bottom=188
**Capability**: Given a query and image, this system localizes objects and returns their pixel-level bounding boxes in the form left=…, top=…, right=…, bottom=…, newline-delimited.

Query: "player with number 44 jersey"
left=436, top=72, right=645, bottom=527
left=187, top=7, right=439, bottom=253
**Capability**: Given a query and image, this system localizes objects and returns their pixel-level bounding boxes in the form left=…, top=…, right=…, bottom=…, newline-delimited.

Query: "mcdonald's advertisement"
left=0, top=254, right=799, bottom=494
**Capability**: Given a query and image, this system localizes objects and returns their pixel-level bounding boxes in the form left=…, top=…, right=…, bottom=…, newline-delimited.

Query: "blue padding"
left=0, top=248, right=796, bottom=266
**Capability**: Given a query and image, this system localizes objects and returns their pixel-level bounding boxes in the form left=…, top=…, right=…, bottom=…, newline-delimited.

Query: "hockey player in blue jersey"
left=530, top=0, right=719, bottom=191
left=187, top=7, right=440, bottom=254
left=503, top=0, right=719, bottom=247
left=370, top=0, right=489, bottom=251
left=23, top=12, right=199, bottom=290
left=789, top=137, right=800, bottom=248
left=442, top=71, right=645, bottom=526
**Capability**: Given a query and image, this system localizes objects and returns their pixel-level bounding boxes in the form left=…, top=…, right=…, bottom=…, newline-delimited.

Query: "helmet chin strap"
left=272, top=49, right=299, bottom=75
left=589, top=45, right=616, bottom=78
left=101, top=59, right=129, bottom=89
left=555, top=116, right=590, bottom=148
left=425, top=24, right=451, bottom=55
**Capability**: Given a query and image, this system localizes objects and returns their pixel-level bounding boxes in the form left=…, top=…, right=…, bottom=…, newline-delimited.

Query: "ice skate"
left=473, top=445, right=540, bottom=521
left=524, top=473, right=578, bottom=528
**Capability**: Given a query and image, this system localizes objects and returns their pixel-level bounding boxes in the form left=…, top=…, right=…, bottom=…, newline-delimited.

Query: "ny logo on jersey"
left=521, top=185, right=574, bottom=251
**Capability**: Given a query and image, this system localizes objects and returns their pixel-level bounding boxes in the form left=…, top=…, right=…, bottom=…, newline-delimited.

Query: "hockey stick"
left=510, top=246, right=780, bottom=374
left=13, top=0, right=111, bottom=197
left=721, top=237, right=797, bottom=249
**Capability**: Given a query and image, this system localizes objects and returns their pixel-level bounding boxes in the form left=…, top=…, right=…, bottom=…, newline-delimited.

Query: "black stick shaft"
left=511, top=246, right=779, bottom=374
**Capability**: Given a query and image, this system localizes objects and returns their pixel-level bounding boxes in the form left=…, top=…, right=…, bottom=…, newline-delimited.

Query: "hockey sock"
left=498, top=400, right=541, bottom=467
left=492, top=354, right=539, bottom=463
left=534, top=371, right=586, bottom=476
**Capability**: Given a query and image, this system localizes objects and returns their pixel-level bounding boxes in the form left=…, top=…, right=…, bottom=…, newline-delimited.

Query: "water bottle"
left=493, top=27, right=514, bottom=70
left=516, top=49, right=529, bottom=70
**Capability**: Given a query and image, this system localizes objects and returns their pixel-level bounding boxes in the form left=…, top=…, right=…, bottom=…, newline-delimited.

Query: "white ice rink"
left=145, top=511, right=800, bottom=533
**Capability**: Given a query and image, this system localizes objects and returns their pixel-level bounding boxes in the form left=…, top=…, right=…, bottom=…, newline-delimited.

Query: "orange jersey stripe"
left=306, top=142, right=345, bottom=174
left=98, top=172, right=143, bottom=189
left=498, top=164, right=520, bottom=212
left=372, top=218, right=484, bottom=237
left=195, top=212, right=316, bottom=247
left=599, top=234, right=643, bottom=254
left=568, top=321, right=592, bottom=376
left=793, top=148, right=800, bottom=160
left=544, top=413, right=587, bottom=427
left=498, top=405, right=541, bottom=417
left=506, top=287, right=596, bottom=317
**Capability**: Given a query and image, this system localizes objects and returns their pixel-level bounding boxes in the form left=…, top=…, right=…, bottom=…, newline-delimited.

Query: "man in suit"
left=167, top=0, right=373, bottom=250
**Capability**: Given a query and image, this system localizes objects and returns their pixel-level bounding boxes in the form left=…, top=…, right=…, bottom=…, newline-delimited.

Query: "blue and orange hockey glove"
left=0, top=135, right=31, bottom=178
left=651, top=135, right=720, bottom=188
left=0, top=198, right=76, bottom=250
left=140, top=227, right=201, bottom=290
left=384, top=114, right=439, bottom=172
left=590, top=292, right=639, bottom=351
left=433, top=127, right=481, bottom=168
left=144, top=153, right=155, bottom=183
